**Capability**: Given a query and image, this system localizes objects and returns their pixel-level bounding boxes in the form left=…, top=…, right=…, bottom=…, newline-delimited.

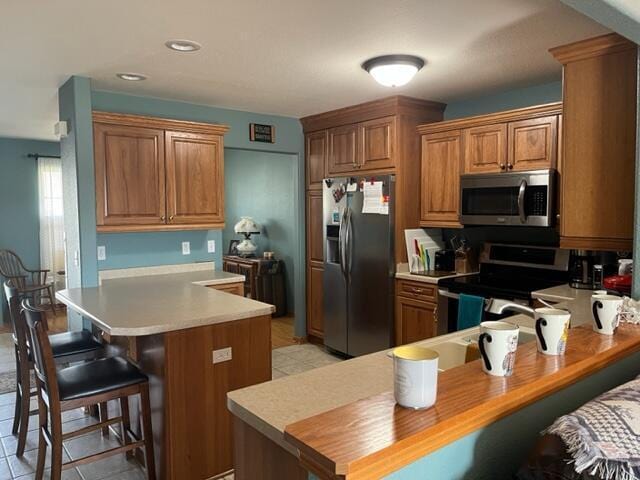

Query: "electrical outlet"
left=207, top=240, right=216, bottom=253
left=182, top=241, right=190, bottom=255
left=212, top=347, right=232, bottom=364
left=97, top=246, right=106, bottom=261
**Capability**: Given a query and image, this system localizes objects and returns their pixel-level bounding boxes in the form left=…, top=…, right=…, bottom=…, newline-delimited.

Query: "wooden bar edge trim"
left=417, top=102, right=563, bottom=134
left=92, top=111, right=230, bottom=135
left=284, top=327, right=640, bottom=480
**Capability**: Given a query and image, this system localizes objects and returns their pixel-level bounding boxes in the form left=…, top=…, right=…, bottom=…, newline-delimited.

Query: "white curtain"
left=38, top=156, right=65, bottom=293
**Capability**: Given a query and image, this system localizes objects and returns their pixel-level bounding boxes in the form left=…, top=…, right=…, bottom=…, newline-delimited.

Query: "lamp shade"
left=234, top=216, right=260, bottom=234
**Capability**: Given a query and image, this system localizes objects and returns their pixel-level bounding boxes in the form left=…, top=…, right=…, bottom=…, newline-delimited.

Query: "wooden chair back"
left=2, top=282, right=30, bottom=360
left=0, top=250, right=27, bottom=290
left=21, top=300, right=59, bottom=405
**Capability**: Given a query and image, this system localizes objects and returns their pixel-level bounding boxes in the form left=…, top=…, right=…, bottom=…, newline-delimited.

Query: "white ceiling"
left=1, top=0, right=608, bottom=141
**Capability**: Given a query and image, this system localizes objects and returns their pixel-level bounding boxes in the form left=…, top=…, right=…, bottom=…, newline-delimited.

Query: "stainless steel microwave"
left=459, top=169, right=556, bottom=227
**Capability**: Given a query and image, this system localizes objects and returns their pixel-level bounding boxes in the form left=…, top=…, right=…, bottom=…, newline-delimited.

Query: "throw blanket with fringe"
left=546, top=377, right=640, bottom=480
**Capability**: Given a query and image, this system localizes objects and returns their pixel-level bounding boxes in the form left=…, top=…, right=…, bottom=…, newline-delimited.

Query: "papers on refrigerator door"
left=362, top=181, right=388, bottom=214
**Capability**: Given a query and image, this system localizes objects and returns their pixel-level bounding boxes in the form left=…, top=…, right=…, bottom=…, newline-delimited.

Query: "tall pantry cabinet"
left=302, top=96, right=445, bottom=341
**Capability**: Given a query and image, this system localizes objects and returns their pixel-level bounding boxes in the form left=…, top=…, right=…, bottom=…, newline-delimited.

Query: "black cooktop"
left=439, top=264, right=569, bottom=301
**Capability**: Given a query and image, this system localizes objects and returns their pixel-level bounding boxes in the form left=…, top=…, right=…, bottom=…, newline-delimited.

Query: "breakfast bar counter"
left=229, top=319, right=640, bottom=480
left=57, top=270, right=275, bottom=480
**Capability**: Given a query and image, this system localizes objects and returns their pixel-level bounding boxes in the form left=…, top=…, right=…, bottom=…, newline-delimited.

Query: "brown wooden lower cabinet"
left=395, top=295, right=438, bottom=346
left=233, top=417, right=307, bottom=480
left=306, top=262, right=324, bottom=340
left=126, top=315, right=271, bottom=479
left=208, top=282, right=245, bottom=296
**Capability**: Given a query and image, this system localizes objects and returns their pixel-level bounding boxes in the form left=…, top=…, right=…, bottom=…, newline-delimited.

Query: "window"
left=38, top=156, right=65, bottom=292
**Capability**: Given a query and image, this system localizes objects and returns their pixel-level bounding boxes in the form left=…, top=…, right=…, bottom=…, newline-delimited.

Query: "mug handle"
left=592, top=301, right=603, bottom=330
left=535, top=318, right=548, bottom=351
left=478, top=333, right=492, bottom=372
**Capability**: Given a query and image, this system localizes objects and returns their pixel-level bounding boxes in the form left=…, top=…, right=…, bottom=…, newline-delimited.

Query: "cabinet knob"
left=169, top=215, right=174, bottom=220
left=161, top=216, right=165, bottom=221
left=507, top=163, right=513, bottom=170
left=500, top=164, right=506, bottom=170
left=556, top=213, right=561, bottom=220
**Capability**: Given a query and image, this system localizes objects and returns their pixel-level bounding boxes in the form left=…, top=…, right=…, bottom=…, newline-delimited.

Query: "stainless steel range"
left=438, top=243, right=570, bottom=334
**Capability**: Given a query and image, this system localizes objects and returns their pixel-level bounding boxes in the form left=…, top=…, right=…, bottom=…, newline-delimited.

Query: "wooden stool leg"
left=35, top=395, right=48, bottom=480
left=120, top=397, right=133, bottom=459
left=15, top=366, right=31, bottom=457
left=11, top=347, right=22, bottom=435
left=50, top=410, right=63, bottom=480
left=99, top=402, right=109, bottom=437
left=140, top=384, right=156, bottom=480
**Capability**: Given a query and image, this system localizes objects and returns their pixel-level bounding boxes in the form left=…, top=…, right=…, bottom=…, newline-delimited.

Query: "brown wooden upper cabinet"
left=463, top=124, right=507, bottom=174
left=306, top=130, right=328, bottom=190
left=508, top=115, right=558, bottom=172
left=325, top=116, right=396, bottom=175
left=93, top=112, right=229, bottom=233
left=550, top=33, right=637, bottom=251
left=419, top=130, right=462, bottom=228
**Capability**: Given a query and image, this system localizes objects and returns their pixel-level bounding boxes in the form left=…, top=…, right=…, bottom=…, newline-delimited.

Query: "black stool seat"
left=50, top=330, right=102, bottom=358
left=57, top=357, right=148, bottom=401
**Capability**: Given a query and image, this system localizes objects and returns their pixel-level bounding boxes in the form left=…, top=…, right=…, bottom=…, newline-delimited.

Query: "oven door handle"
left=518, top=179, right=527, bottom=223
left=438, top=289, right=460, bottom=300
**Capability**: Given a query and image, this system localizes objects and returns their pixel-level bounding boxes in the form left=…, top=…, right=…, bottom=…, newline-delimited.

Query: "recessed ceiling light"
left=116, top=73, right=147, bottom=81
left=165, top=39, right=202, bottom=52
left=362, top=55, right=425, bottom=87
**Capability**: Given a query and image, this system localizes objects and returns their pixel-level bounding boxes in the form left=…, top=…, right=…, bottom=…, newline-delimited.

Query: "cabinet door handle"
left=410, top=287, right=424, bottom=294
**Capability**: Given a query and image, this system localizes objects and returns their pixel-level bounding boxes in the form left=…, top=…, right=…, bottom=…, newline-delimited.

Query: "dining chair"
left=0, top=249, right=57, bottom=315
left=3, top=282, right=104, bottom=457
left=22, top=301, right=156, bottom=480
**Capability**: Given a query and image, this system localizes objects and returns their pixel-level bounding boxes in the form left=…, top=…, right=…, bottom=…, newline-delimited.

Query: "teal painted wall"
left=309, top=350, right=640, bottom=480
left=444, top=81, right=562, bottom=120
left=223, top=149, right=297, bottom=313
left=0, top=137, right=60, bottom=325
left=59, top=76, right=98, bottom=330
left=96, top=230, right=222, bottom=270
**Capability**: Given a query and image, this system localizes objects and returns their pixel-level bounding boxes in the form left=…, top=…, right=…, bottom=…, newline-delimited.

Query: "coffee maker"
left=569, top=250, right=596, bottom=289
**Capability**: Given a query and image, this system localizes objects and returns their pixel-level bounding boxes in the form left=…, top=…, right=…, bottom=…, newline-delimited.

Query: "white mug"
left=391, top=346, right=439, bottom=409
left=535, top=308, right=571, bottom=356
left=478, top=321, right=519, bottom=377
left=591, top=294, right=622, bottom=335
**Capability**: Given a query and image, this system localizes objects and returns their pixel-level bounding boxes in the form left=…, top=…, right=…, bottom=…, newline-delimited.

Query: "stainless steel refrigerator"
left=322, top=175, right=395, bottom=357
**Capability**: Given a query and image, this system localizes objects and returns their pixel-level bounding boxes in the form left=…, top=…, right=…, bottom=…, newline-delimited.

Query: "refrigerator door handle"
left=339, top=207, right=347, bottom=278
left=345, top=207, right=353, bottom=282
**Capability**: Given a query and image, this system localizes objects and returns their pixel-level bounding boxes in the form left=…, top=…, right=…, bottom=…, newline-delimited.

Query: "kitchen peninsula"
left=56, top=270, right=275, bottom=480
left=228, top=313, right=640, bottom=480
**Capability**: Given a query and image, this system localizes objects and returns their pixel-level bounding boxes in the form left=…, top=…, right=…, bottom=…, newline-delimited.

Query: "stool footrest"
left=62, top=440, right=144, bottom=470
left=62, top=416, right=123, bottom=441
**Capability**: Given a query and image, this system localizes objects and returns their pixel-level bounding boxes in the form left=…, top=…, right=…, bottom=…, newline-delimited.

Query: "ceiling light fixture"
left=116, top=73, right=147, bottom=81
left=165, top=39, right=202, bottom=52
left=362, top=55, right=425, bottom=87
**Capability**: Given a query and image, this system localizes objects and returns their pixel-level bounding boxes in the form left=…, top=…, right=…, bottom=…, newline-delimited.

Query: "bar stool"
left=22, top=301, right=156, bottom=480
left=3, top=282, right=104, bottom=456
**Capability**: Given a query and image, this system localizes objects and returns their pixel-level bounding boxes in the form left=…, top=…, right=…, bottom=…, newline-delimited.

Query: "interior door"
left=346, top=176, right=394, bottom=356
left=165, top=131, right=224, bottom=226
left=94, top=123, right=166, bottom=226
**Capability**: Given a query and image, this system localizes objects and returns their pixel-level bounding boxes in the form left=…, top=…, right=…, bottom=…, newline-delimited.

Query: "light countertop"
left=56, top=270, right=274, bottom=336
left=228, top=317, right=534, bottom=455
left=395, top=263, right=478, bottom=284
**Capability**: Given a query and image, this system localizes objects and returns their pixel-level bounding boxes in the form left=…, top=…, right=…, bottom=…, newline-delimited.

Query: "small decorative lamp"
left=234, top=217, right=261, bottom=256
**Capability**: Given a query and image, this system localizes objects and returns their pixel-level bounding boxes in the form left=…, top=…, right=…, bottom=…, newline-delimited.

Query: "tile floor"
left=0, top=343, right=342, bottom=479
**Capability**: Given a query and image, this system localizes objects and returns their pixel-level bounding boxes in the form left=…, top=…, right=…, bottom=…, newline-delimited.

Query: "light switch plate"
left=207, top=240, right=216, bottom=253
left=212, top=347, right=232, bottom=364
left=182, top=241, right=190, bottom=255
left=97, top=246, right=106, bottom=261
